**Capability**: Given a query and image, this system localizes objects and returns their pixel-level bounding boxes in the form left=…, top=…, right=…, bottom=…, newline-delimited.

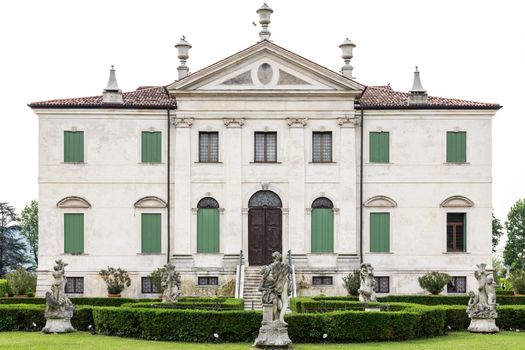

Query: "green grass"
left=0, top=331, right=524, bottom=350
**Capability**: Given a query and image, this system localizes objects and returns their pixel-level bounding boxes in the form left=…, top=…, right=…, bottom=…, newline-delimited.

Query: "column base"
left=468, top=318, right=499, bottom=333
left=42, top=318, right=75, bottom=333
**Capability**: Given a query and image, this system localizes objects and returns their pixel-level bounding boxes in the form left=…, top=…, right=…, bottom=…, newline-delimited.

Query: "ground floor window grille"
left=374, top=276, right=390, bottom=293
left=312, top=276, right=333, bottom=286
left=141, top=277, right=160, bottom=294
left=65, top=277, right=84, bottom=294
left=447, top=276, right=467, bottom=293
left=198, top=276, right=219, bottom=286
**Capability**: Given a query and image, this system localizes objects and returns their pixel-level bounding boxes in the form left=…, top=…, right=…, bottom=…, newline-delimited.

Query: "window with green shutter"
left=64, top=213, right=84, bottom=254
left=370, top=212, right=390, bottom=252
left=141, top=131, right=162, bottom=163
left=197, top=197, right=220, bottom=253
left=64, top=131, right=84, bottom=163
left=311, top=197, right=334, bottom=253
left=369, top=132, right=389, bottom=163
left=446, top=131, right=466, bottom=163
left=141, top=213, right=161, bottom=253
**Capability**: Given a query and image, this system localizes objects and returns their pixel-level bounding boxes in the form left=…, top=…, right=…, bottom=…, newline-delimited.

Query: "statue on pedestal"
left=358, top=263, right=377, bottom=303
left=161, top=261, right=181, bottom=303
left=466, top=263, right=499, bottom=333
left=254, top=251, right=292, bottom=348
left=42, top=259, right=75, bottom=333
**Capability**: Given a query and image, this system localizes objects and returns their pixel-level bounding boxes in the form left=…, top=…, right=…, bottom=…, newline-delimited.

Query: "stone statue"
left=254, top=251, right=292, bottom=348
left=161, top=261, right=181, bottom=303
left=42, top=259, right=75, bottom=333
left=466, top=263, right=499, bottom=333
left=358, top=263, right=377, bottom=303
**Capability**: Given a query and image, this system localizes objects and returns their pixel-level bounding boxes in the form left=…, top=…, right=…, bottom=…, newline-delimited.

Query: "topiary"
left=342, top=270, right=361, bottom=296
left=418, top=272, right=452, bottom=295
left=99, top=267, right=131, bottom=295
left=510, top=270, right=525, bottom=294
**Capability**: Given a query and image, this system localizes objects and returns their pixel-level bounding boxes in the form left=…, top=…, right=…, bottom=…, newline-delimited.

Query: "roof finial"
left=103, top=65, right=123, bottom=104
left=256, top=3, right=273, bottom=41
left=409, top=66, right=428, bottom=105
left=339, top=38, right=356, bottom=79
left=175, top=36, right=192, bottom=80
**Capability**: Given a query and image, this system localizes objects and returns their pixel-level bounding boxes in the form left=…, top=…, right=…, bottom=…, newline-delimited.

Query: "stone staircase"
left=243, top=266, right=262, bottom=310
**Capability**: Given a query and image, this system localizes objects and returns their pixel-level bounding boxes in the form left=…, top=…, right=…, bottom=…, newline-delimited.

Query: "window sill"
left=312, top=284, right=334, bottom=287
left=308, top=162, right=337, bottom=165
left=195, top=285, right=219, bottom=288
left=443, top=251, right=469, bottom=254
left=194, top=161, right=223, bottom=164
left=137, top=253, right=164, bottom=256
left=366, top=252, right=393, bottom=254
left=366, top=162, right=392, bottom=165
left=61, top=253, right=88, bottom=256
left=249, top=162, right=282, bottom=164
left=61, top=162, right=86, bottom=165
left=66, top=293, right=84, bottom=296
left=138, top=162, right=164, bottom=165
left=443, top=162, right=470, bottom=166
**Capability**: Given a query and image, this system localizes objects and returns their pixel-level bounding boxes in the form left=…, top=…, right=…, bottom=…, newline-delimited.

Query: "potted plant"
left=0, top=279, right=9, bottom=298
left=418, top=271, right=452, bottom=295
left=99, top=266, right=131, bottom=297
left=5, top=267, right=37, bottom=298
left=509, top=270, right=525, bottom=295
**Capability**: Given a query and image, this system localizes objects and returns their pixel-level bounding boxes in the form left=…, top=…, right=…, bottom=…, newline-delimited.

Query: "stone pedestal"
left=254, top=304, right=292, bottom=348
left=468, top=318, right=499, bottom=333
left=42, top=318, right=75, bottom=333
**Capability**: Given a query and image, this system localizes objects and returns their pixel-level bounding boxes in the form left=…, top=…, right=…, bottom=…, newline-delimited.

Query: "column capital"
left=171, top=117, right=194, bottom=128
left=223, top=118, right=245, bottom=128
left=286, top=117, right=308, bottom=128
left=337, top=117, right=360, bottom=127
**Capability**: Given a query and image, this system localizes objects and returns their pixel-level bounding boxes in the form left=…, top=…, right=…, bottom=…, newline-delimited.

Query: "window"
left=254, top=132, right=277, bottom=162
left=64, top=131, right=84, bottom=163
left=197, top=197, right=220, bottom=253
left=141, top=131, right=161, bottom=163
left=141, top=277, right=160, bottom=294
left=312, top=132, right=332, bottom=162
left=312, top=276, right=333, bottom=286
left=311, top=197, right=334, bottom=253
left=369, top=131, right=389, bottom=163
left=64, top=213, right=84, bottom=254
left=447, top=213, right=466, bottom=252
left=446, top=131, right=466, bottom=163
left=370, top=213, right=390, bottom=252
left=374, top=276, right=390, bottom=293
left=141, top=213, right=161, bottom=253
left=447, top=276, right=467, bottom=293
left=198, top=276, right=219, bottom=286
left=199, top=132, right=219, bottom=162
left=65, top=277, right=84, bottom=294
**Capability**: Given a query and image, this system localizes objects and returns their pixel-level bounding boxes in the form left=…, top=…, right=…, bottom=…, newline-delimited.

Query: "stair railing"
left=235, top=250, right=244, bottom=299
left=287, top=249, right=297, bottom=298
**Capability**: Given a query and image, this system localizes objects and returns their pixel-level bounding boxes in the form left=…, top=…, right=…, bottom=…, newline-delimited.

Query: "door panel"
left=248, top=208, right=282, bottom=266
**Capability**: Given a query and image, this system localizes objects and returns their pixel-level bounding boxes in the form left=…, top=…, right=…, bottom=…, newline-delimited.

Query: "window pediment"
left=57, top=196, right=91, bottom=209
left=440, top=196, right=474, bottom=208
left=134, top=196, right=168, bottom=208
left=364, top=195, right=397, bottom=208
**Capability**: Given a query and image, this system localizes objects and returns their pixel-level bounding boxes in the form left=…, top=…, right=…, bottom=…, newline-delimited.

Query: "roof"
left=358, top=85, right=501, bottom=110
left=28, top=86, right=176, bottom=110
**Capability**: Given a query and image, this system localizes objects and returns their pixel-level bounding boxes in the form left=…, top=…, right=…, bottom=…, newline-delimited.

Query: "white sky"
left=1, top=0, right=524, bottom=228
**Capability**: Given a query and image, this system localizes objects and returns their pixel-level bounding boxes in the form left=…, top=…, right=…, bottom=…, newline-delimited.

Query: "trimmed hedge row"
left=312, top=294, right=525, bottom=305
left=0, top=304, right=94, bottom=331
left=0, top=297, right=160, bottom=306
left=122, top=298, right=244, bottom=310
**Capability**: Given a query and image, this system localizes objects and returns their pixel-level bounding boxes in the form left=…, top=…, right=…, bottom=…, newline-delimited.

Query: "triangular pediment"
left=167, top=40, right=365, bottom=93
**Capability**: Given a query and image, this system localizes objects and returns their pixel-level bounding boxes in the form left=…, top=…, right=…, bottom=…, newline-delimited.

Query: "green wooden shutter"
left=197, top=209, right=220, bottom=253
left=369, top=132, right=389, bottom=163
left=447, top=131, right=466, bottom=163
left=64, top=213, right=84, bottom=253
left=141, top=131, right=161, bottom=163
left=141, top=213, right=161, bottom=253
left=370, top=213, right=390, bottom=252
left=64, top=131, right=84, bottom=163
left=311, top=208, right=334, bottom=253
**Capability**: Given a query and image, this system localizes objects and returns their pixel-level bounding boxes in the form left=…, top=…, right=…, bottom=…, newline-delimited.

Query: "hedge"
left=496, top=290, right=515, bottom=296
left=0, top=297, right=160, bottom=306
left=312, top=294, right=525, bottom=305
left=0, top=280, right=8, bottom=296
left=0, top=304, right=94, bottom=331
left=122, top=298, right=244, bottom=310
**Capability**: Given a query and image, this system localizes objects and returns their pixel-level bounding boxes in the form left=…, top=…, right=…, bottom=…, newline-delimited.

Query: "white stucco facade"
left=32, top=39, right=499, bottom=299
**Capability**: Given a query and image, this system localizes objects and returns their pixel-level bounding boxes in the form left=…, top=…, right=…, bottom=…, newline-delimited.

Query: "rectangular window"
left=141, top=277, right=160, bottom=294
left=65, top=277, right=84, bottom=294
left=447, top=213, right=466, bottom=252
left=141, top=131, right=162, bottom=163
left=370, top=212, right=390, bottom=252
left=374, top=276, right=390, bottom=293
left=199, top=132, right=219, bottom=162
left=446, top=131, right=466, bottom=163
left=64, top=131, right=84, bottom=163
left=447, top=276, right=467, bottom=293
left=64, top=213, right=84, bottom=254
left=369, top=131, right=389, bottom=163
left=254, top=132, right=277, bottom=162
left=312, top=276, right=333, bottom=286
left=312, top=132, right=332, bottom=162
left=198, top=276, right=219, bottom=286
left=141, top=213, right=161, bottom=253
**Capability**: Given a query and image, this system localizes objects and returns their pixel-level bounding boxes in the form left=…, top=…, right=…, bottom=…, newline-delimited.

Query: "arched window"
left=311, top=197, right=334, bottom=253
left=248, top=190, right=282, bottom=208
left=197, top=197, right=220, bottom=253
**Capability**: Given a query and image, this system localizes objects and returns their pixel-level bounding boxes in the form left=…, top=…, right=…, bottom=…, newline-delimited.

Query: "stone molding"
left=56, top=196, right=91, bottom=209
left=171, top=117, right=193, bottom=128
left=440, top=195, right=474, bottom=208
left=223, top=118, right=245, bottom=128
left=286, top=118, right=308, bottom=127
left=337, top=116, right=360, bottom=127
left=134, top=196, right=167, bottom=208
left=364, top=195, right=397, bottom=208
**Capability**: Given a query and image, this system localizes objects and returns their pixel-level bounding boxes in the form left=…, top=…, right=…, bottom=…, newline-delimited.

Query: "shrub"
left=342, top=270, right=361, bottom=296
left=510, top=270, right=525, bottom=294
left=0, top=297, right=161, bottom=306
left=5, top=267, right=36, bottom=295
left=148, top=267, right=165, bottom=293
left=99, top=267, right=131, bottom=295
left=418, top=272, right=452, bottom=295
left=0, top=304, right=93, bottom=331
left=122, top=298, right=244, bottom=310
left=313, top=294, right=525, bottom=305
left=496, top=290, right=514, bottom=295
left=0, top=279, right=9, bottom=296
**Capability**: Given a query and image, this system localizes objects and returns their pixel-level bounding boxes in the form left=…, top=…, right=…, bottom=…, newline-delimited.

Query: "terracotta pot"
left=108, top=293, right=121, bottom=298
left=13, top=294, right=28, bottom=298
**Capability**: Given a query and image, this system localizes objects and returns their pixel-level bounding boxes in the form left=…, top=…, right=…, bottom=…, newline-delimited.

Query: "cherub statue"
left=259, top=252, right=292, bottom=325
left=42, top=259, right=75, bottom=333
left=358, top=263, right=377, bottom=303
left=162, top=261, right=181, bottom=302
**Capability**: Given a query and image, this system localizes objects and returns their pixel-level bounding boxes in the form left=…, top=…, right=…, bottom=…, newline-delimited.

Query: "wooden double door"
left=248, top=208, right=282, bottom=266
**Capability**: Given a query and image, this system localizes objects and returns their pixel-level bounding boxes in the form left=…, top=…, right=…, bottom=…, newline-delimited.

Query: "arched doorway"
left=248, top=190, right=282, bottom=266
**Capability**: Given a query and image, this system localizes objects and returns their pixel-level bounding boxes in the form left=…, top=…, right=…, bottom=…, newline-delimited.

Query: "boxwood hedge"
left=0, top=304, right=94, bottom=331
left=0, top=297, right=160, bottom=306
left=312, top=294, right=525, bottom=305
left=121, top=298, right=244, bottom=310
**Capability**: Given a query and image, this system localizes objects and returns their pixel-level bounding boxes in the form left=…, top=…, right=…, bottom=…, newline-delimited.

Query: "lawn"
left=0, top=331, right=524, bottom=350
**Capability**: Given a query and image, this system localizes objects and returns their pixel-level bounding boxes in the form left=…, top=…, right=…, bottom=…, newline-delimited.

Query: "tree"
left=503, top=199, right=525, bottom=270
left=20, top=200, right=38, bottom=268
left=0, top=202, right=29, bottom=276
left=492, top=213, right=504, bottom=253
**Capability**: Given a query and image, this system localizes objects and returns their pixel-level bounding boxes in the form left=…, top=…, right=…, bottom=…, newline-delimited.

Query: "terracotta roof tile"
left=358, top=86, right=501, bottom=110
left=28, top=86, right=176, bottom=109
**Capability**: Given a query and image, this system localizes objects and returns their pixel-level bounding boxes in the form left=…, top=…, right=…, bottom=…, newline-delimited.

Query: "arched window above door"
left=248, top=190, right=282, bottom=208
left=312, top=197, right=334, bottom=209
left=197, top=197, right=220, bottom=209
